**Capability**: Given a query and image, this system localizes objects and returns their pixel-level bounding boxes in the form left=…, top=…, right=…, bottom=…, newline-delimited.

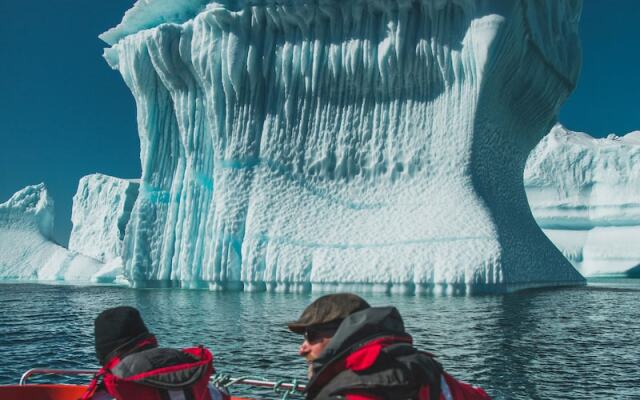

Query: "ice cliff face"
left=0, top=184, right=104, bottom=281
left=101, top=0, right=585, bottom=293
left=69, top=174, right=139, bottom=263
left=525, top=125, right=640, bottom=276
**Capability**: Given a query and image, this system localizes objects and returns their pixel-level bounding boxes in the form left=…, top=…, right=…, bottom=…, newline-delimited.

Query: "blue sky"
left=1, top=1, right=639, bottom=245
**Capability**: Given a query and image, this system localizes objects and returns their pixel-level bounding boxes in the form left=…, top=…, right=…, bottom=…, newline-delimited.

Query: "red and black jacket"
left=305, top=307, right=490, bottom=400
left=82, top=336, right=225, bottom=400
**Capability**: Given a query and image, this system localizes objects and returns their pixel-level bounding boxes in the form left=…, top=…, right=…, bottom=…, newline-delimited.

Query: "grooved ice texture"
left=102, top=0, right=586, bottom=293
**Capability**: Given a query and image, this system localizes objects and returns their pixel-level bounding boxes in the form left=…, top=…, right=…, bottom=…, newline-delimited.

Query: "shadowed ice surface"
left=0, top=279, right=638, bottom=399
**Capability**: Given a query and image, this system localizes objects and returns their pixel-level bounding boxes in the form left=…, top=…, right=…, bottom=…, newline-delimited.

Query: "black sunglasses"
left=304, top=327, right=337, bottom=343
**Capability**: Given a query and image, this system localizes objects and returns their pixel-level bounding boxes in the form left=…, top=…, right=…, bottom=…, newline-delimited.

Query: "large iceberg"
left=95, top=0, right=585, bottom=293
left=526, top=125, right=640, bottom=276
left=0, top=184, right=105, bottom=281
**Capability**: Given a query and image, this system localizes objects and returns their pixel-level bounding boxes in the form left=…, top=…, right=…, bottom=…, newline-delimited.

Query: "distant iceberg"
left=69, top=174, right=139, bottom=266
left=0, top=184, right=105, bottom=282
left=91, top=0, right=586, bottom=293
left=526, top=125, right=640, bottom=276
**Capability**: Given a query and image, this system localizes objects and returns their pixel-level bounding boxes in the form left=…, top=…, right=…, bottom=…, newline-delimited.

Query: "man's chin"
left=306, top=362, right=314, bottom=379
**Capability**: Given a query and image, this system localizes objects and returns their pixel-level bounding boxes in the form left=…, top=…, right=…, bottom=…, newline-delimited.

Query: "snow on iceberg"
left=101, top=0, right=585, bottom=293
left=526, top=125, right=640, bottom=276
left=99, top=0, right=210, bottom=47
left=0, top=184, right=105, bottom=282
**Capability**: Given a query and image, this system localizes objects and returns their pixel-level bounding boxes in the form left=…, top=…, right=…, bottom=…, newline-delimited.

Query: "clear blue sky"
left=1, top=1, right=639, bottom=245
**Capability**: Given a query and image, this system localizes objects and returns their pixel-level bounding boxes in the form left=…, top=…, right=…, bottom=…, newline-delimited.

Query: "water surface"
left=0, top=278, right=638, bottom=399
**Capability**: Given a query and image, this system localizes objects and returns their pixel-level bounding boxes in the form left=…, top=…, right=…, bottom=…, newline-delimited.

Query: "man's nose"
left=299, top=341, right=310, bottom=356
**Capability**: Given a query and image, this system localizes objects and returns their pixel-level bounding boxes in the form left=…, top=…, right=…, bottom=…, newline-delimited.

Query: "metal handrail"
left=20, top=368, right=98, bottom=385
left=19, top=368, right=307, bottom=392
left=218, top=377, right=306, bottom=392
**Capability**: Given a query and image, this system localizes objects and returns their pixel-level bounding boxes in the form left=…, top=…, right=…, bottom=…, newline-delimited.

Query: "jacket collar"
left=307, top=307, right=411, bottom=392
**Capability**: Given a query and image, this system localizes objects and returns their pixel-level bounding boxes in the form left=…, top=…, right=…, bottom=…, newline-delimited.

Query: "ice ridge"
left=99, top=0, right=211, bottom=46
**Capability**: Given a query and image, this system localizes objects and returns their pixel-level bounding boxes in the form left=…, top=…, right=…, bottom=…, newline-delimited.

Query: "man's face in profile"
left=298, top=327, right=335, bottom=379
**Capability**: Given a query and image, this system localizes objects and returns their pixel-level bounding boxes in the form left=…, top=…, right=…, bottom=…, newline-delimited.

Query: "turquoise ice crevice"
left=105, top=0, right=585, bottom=293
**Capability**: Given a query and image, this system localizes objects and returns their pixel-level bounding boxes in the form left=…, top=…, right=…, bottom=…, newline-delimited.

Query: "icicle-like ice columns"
left=104, top=0, right=585, bottom=293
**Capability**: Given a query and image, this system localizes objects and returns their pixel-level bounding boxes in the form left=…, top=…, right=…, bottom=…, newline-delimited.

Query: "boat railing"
left=20, top=368, right=97, bottom=385
left=20, top=369, right=307, bottom=399
left=212, top=374, right=306, bottom=396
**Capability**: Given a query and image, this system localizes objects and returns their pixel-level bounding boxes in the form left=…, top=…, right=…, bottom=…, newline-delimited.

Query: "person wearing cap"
left=288, top=293, right=492, bottom=400
left=94, top=306, right=157, bottom=366
left=85, top=306, right=229, bottom=400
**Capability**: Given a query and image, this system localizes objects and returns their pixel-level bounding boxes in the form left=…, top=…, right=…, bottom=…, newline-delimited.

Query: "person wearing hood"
left=84, top=306, right=229, bottom=400
left=288, top=293, right=491, bottom=400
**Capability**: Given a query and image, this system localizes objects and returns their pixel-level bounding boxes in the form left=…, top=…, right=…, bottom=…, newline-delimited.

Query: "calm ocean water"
left=0, top=279, right=639, bottom=399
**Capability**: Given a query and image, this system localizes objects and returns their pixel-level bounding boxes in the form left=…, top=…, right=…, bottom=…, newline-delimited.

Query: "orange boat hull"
left=0, top=385, right=88, bottom=399
left=0, top=384, right=251, bottom=400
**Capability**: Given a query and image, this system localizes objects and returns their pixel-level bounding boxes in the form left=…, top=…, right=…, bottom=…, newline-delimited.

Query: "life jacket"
left=82, top=336, right=226, bottom=400
left=307, top=335, right=442, bottom=400
left=309, top=336, right=491, bottom=400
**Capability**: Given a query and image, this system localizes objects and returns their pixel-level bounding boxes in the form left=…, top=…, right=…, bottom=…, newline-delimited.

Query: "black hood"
left=312, top=306, right=410, bottom=373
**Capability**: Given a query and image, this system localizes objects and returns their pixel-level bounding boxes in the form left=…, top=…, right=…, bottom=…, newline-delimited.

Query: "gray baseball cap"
left=287, top=293, right=370, bottom=334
